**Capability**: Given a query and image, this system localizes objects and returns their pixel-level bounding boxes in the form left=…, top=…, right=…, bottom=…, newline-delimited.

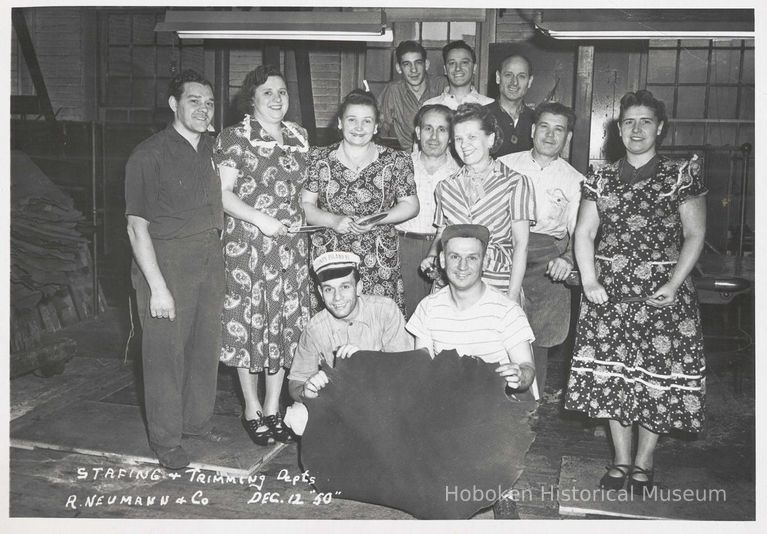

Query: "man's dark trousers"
left=132, top=229, right=224, bottom=451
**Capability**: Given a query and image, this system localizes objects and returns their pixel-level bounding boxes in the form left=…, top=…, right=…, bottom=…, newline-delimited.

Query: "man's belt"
left=397, top=230, right=435, bottom=241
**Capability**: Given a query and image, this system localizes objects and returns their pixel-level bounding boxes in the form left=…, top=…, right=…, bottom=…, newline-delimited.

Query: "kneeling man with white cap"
left=287, top=251, right=413, bottom=403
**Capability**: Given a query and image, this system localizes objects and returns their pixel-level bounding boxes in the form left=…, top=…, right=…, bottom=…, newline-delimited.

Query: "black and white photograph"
left=4, top=0, right=761, bottom=530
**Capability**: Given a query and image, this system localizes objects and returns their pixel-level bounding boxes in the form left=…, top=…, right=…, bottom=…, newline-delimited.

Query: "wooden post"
left=294, top=43, right=317, bottom=143
left=12, top=8, right=63, bottom=146
left=478, top=9, right=496, bottom=96
left=572, top=45, right=595, bottom=174
left=214, top=46, right=229, bottom=132
left=264, top=45, right=281, bottom=69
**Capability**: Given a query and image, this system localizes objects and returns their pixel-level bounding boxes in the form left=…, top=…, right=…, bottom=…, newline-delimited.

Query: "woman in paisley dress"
left=301, top=89, right=419, bottom=315
left=213, top=66, right=310, bottom=445
left=421, top=103, right=536, bottom=304
left=565, top=90, right=707, bottom=493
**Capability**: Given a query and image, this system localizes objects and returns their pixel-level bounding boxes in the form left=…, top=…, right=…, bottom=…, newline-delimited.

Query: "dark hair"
left=168, top=69, right=213, bottom=102
left=533, top=102, right=577, bottom=132
left=453, top=103, right=503, bottom=154
left=618, top=89, right=667, bottom=125
left=414, top=104, right=453, bottom=130
left=317, top=266, right=361, bottom=284
left=338, top=88, right=379, bottom=124
left=498, top=53, right=533, bottom=77
left=395, top=40, right=427, bottom=63
left=442, top=40, right=476, bottom=65
left=238, top=65, right=286, bottom=115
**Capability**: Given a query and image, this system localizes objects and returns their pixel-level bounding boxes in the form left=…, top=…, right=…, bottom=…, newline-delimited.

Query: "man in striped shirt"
left=406, top=224, right=536, bottom=397
left=406, top=223, right=536, bottom=520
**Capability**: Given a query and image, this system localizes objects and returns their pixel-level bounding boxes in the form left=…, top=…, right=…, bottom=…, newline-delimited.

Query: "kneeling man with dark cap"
left=288, top=251, right=413, bottom=402
left=406, top=224, right=536, bottom=519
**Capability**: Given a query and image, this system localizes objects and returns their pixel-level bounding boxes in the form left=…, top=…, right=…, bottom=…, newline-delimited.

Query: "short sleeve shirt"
left=499, top=150, right=584, bottom=239
left=288, top=295, right=413, bottom=384
left=124, top=125, right=223, bottom=239
left=406, top=285, right=535, bottom=364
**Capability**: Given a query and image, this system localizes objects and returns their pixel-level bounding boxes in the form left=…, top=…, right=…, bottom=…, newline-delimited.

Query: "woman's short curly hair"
left=238, top=65, right=285, bottom=115
left=618, top=89, right=668, bottom=144
left=453, top=102, right=504, bottom=154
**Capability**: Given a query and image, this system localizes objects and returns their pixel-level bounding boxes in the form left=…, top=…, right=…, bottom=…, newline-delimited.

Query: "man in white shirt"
left=422, top=40, right=494, bottom=110
left=499, top=102, right=585, bottom=395
left=397, top=104, right=459, bottom=317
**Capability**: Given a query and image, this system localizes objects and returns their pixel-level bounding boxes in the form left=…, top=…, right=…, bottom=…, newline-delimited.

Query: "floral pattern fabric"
left=212, top=116, right=311, bottom=373
left=305, top=143, right=416, bottom=315
left=565, top=155, right=708, bottom=433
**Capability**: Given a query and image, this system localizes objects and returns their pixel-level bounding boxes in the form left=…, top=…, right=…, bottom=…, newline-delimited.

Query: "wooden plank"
left=11, top=356, right=134, bottom=425
left=11, top=401, right=286, bottom=478
left=38, top=299, right=62, bottom=332
left=10, top=307, right=44, bottom=352
left=52, top=288, right=79, bottom=327
left=572, top=45, right=594, bottom=175
left=9, top=445, right=410, bottom=519
left=558, top=455, right=754, bottom=520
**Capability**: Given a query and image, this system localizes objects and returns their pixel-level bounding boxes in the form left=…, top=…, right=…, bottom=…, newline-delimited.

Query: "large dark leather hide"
left=300, top=349, right=537, bottom=519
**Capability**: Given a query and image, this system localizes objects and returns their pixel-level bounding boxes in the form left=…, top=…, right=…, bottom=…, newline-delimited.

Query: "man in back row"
left=378, top=40, right=448, bottom=150
left=486, top=53, right=535, bottom=157
left=423, top=40, right=494, bottom=110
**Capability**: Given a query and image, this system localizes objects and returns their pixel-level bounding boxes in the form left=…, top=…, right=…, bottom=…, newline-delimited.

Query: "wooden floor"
left=8, top=307, right=756, bottom=521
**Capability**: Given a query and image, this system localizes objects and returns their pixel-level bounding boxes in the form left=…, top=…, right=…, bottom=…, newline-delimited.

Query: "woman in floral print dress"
left=301, top=89, right=419, bottom=315
left=565, top=90, right=707, bottom=493
left=213, top=66, right=310, bottom=446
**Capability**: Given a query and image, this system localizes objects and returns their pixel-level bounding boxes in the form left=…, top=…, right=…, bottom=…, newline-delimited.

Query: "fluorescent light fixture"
left=175, top=29, right=393, bottom=42
left=534, top=10, right=753, bottom=40
left=156, top=9, right=392, bottom=42
left=538, top=27, right=754, bottom=40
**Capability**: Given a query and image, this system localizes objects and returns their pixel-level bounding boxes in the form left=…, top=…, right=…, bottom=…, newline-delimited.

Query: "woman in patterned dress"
left=421, top=103, right=536, bottom=304
left=565, top=90, right=707, bottom=492
left=301, top=89, right=419, bottom=315
left=213, top=66, right=310, bottom=445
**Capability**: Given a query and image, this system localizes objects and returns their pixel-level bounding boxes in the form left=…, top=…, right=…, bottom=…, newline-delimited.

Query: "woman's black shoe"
left=241, top=412, right=274, bottom=446
left=599, top=464, right=631, bottom=490
left=265, top=412, right=294, bottom=443
left=628, top=466, right=655, bottom=495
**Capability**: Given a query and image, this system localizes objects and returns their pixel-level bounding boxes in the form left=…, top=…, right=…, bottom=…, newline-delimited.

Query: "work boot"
left=153, top=445, right=190, bottom=470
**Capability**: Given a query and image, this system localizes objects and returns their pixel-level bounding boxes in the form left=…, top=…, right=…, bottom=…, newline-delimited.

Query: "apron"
left=522, top=232, right=572, bottom=348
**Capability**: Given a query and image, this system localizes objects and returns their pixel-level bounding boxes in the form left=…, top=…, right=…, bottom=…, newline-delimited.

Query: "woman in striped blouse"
left=421, top=103, right=536, bottom=304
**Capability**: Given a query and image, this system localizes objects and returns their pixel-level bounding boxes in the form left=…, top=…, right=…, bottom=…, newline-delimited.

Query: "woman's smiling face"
left=619, top=105, right=663, bottom=157
left=453, top=119, right=493, bottom=167
left=252, top=75, right=289, bottom=125
left=339, top=103, right=378, bottom=146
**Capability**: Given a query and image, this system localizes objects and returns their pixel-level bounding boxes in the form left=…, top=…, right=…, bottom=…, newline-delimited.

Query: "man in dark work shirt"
left=485, top=54, right=536, bottom=158
left=125, top=69, right=225, bottom=469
